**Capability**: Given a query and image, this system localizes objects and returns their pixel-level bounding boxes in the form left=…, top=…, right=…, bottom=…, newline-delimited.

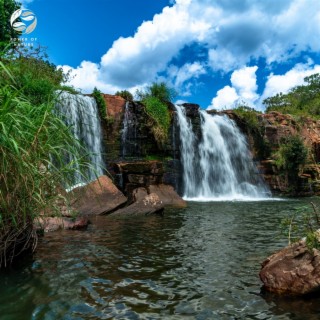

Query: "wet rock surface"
left=36, top=216, right=89, bottom=232
left=70, top=175, right=127, bottom=215
left=110, top=187, right=164, bottom=217
left=148, top=184, right=186, bottom=208
left=260, top=240, right=320, bottom=295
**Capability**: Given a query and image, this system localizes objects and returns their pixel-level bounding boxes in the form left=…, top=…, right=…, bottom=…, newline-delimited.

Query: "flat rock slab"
left=148, top=184, right=187, bottom=208
left=70, top=175, right=127, bottom=215
left=259, top=240, right=320, bottom=295
left=110, top=187, right=164, bottom=217
left=114, top=161, right=163, bottom=175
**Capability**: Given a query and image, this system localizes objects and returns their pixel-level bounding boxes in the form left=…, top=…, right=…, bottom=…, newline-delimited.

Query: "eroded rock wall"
left=223, top=111, right=320, bottom=196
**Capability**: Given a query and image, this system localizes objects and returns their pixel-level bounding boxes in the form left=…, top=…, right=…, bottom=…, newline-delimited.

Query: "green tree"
left=115, top=90, right=133, bottom=101
left=136, top=82, right=176, bottom=102
left=0, top=0, right=21, bottom=53
left=275, top=136, right=308, bottom=184
left=264, top=73, right=320, bottom=118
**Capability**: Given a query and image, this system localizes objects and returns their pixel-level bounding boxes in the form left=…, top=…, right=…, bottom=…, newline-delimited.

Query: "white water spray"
left=55, top=91, right=104, bottom=187
left=175, top=105, right=270, bottom=201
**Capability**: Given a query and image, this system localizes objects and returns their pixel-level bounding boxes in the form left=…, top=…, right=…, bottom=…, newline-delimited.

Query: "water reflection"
left=0, top=199, right=319, bottom=319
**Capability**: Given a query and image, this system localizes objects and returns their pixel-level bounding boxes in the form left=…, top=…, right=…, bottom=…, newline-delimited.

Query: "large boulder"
left=70, top=175, right=127, bottom=215
left=110, top=187, right=164, bottom=217
left=148, top=184, right=186, bottom=208
left=259, top=240, right=320, bottom=295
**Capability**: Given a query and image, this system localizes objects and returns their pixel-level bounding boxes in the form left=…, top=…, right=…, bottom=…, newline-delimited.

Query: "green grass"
left=0, top=60, right=89, bottom=267
left=143, top=96, right=171, bottom=147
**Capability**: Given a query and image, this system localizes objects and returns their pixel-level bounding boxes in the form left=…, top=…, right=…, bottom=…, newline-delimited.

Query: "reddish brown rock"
left=102, top=94, right=126, bottom=119
left=259, top=240, right=320, bottom=295
left=110, top=187, right=164, bottom=216
left=36, top=216, right=89, bottom=232
left=70, top=175, right=127, bottom=215
left=148, top=184, right=186, bottom=208
left=113, top=161, right=163, bottom=175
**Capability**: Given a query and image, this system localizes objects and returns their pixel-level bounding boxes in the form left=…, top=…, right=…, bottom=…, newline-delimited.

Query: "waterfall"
left=175, top=105, right=270, bottom=201
left=121, top=101, right=130, bottom=158
left=55, top=91, right=104, bottom=187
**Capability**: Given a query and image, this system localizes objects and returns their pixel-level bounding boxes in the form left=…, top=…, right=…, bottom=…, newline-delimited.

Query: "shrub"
left=143, top=96, right=171, bottom=147
left=136, top=82, right=175, bottom=147
left=280, top=202, right=320, bottom=251
left=275, top=135, right=308, bottom=183
left=0, top=57, right=67, bottom=105
left=92, top=87, right=107, bottom=119
left=232, top=105, right=261, bottom=133
left=115, top=90, right=133, bottom=101
left=136, top=82, right=176, bottom=102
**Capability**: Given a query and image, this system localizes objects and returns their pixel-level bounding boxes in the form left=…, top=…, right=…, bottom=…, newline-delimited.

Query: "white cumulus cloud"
left=209, top=86, right=239, bottom=110
left=61, top=0, right=320, bottom=97
left=208, top=66, right=259, bottom=110
left=260, top=63, right=320, bottom=103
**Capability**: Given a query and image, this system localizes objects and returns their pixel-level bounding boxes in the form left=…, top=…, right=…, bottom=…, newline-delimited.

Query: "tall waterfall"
left=175, top=105, right=270, bottom=201
left=55, top=91, right=104, bottom=187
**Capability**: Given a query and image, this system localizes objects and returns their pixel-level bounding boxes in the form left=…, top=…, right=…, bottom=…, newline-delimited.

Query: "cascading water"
left=55, top=91, right=104, bottom=187
left=121, top=101, right=130, bottom=158
left=175, top=105, right=271, bottom=201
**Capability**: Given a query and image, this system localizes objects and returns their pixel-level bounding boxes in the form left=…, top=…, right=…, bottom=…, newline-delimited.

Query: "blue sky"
left=20, top=0, right=320, bottom=110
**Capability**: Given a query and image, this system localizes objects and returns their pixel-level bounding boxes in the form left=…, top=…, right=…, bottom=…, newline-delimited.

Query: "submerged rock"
left=71, top=175, right=127, bottom=215
left=259, top=240, right=320, bottom=295
left=110, top=187, right=164, bottom=216
left=36, top=216, right=89, bottom=232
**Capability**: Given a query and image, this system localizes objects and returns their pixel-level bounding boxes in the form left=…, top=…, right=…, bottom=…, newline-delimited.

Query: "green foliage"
left=115, top=90, right=133, bottom=101
left=232, top=105, right=271, bottom=159
left=264, top=73, right=320, bottom=118
left=0, top=61, right=89, bottom=267
left=0, top=0, right=21, bottom=53
left=136, top=82, right=174, bottom=147
left=274, top=135, right=308, bottom=182
left=92, top=87, right=107, bottom=119
left=136, top=82, right=176, bottom=102
left=0, top=57, right=68, bottom=105
left=233, top=105, right=261, bottom=132
left=143, top=96, right=171, bottom=147
left=280, top=202, right=320, bottom=251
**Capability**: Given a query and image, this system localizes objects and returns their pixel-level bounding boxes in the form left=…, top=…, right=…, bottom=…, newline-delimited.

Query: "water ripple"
left=1, top=200, right=320, bottom=319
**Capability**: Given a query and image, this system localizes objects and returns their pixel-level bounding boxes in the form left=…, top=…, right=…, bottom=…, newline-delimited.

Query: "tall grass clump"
left=0, top=62, right=88, bottom=267
left=136, top=82, right=175, bottom=147
left=143, top=96, right=171, bottom=146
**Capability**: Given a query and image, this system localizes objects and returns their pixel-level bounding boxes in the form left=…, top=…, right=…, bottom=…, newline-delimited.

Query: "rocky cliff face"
left=101, top=94, right=320, bottom=197
left=222, top=110, right=320, bottom=196
left=101, top=95, right=182, bottom=197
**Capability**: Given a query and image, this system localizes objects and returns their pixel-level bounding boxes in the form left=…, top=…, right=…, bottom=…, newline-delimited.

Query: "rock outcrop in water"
left=260, top=240, right=320, bottom=295
left=71, top=175, right=127, bottom=215
left=110, top=187, right=164, bottom=217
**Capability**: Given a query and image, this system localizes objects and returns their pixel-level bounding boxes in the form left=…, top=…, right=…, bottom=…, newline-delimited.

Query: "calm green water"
left=1, top=199, right=320, bottom=320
